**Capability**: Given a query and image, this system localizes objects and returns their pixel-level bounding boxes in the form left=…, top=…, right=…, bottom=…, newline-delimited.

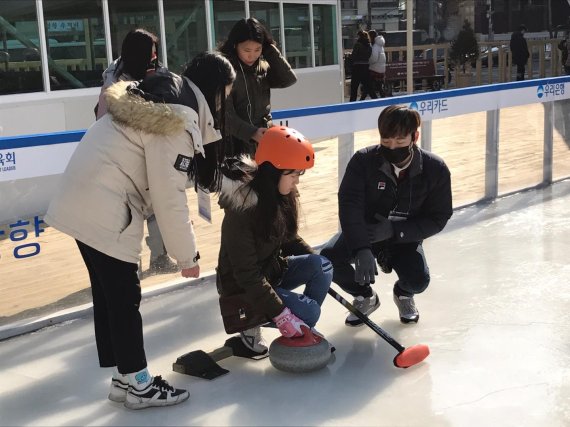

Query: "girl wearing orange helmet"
left=216, top=127, right=332, bottom=353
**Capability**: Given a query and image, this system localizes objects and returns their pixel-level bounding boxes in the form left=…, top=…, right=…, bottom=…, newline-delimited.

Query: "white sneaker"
left=345, top=291, right=380, bottom=326
left=124, top=375, right=189, bottom=410
left=393, top=293, right=419, bottom=324
left=240, top=326, right=268, bottom=354
left=108, top=377, right=128, bottom=403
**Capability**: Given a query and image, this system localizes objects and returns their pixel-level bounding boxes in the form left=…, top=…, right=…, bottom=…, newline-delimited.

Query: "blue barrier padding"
left=1, top=76, right=569, bottom=149
left=272, top=76, right=570, bottom=119
left=0, top=130, right=85, bottom=150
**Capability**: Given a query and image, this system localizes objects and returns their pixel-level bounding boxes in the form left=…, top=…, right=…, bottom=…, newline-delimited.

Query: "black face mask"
left=379, top=141, right=413, bottom=164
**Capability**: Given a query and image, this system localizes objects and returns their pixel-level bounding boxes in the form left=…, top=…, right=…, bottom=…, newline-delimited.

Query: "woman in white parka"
left=45, top=53, right=235, bottom=410
left=368, top=30, right=387, bottom=98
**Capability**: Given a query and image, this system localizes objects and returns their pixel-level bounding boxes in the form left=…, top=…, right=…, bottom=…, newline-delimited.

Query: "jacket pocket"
left=218, top=293, right=268, bottom=334
left=117, top=196, right=143, bottom=247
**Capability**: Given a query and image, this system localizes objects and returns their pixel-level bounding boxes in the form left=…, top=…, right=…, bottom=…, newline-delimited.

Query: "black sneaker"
left=124, top=376, right=189, bottom=410
left=345, top=291, right=380, bottom=326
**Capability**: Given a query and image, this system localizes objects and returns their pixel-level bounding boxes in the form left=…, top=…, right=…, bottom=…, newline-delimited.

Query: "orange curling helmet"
left=255, top=126, right=315, bottom=170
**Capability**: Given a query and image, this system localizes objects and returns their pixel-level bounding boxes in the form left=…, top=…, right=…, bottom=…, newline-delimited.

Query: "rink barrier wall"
left=1, top=77, right=570, bottom=339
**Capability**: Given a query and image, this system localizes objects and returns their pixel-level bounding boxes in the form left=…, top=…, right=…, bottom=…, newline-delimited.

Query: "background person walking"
left=367, top=30, right=387, bottom=98
left=349, top=30, right=377, bottom=102
left=510, top=25, right=530, bottom=81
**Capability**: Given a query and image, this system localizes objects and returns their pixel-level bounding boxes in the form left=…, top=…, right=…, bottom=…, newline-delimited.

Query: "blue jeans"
left=275, top=254, right=333, bottom=328
left=320, top=232, right=430, bottom=298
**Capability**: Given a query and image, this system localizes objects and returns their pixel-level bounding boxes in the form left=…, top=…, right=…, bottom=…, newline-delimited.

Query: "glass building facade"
left=0, top=0, right=338, bottom=95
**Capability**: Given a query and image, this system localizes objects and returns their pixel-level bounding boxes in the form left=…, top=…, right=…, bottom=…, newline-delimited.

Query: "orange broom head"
left=393, top=344, right=430, bottom=368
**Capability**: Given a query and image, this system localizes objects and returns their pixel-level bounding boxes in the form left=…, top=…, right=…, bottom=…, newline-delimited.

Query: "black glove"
left=367, top=215, right=394, bottom=243
left=262, top=41, right=275, bottom=57
left=354, top=248, right=378, bottom=285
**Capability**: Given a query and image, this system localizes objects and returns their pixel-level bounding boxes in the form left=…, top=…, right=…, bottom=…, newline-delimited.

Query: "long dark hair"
left=357, top=30, right=370, bottom=44
left=116, top=29, right=159, bottom=80
left=218, top=17, right=274, bottom=61
left=249, top=162, right=299, bottom=240
left=183, top=52, right=236, bottom=192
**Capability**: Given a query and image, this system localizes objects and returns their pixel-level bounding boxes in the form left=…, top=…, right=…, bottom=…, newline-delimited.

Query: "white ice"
left=1, top=180, right=569, bottom=427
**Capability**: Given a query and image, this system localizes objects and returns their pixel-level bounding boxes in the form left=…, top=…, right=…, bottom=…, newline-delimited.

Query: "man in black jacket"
left=320, top=105, right=452, bottom=325
left=510, top=25, right=530, bottom=81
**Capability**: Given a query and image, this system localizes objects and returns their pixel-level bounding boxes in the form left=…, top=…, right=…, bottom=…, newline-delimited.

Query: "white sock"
left=112, top=367, right=128, bottom=383
left=127, top=367, right=152, bottom=390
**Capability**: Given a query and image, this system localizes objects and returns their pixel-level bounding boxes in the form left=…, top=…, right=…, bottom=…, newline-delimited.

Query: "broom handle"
left=328, top=287, right=405, bottom=353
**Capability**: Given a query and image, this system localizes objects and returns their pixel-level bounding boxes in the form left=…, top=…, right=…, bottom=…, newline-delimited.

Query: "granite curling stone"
left=269, top=328, right=332, bottom=373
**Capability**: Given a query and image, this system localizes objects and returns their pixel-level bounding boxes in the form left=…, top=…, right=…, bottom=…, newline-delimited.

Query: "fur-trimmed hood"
left=218, top=156, right=259, bottom=211
left=105, top=80, right=187, bottom=136
left=104, top=72, right=221, bottom=155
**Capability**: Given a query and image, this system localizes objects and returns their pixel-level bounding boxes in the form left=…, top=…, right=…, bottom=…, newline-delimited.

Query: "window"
left=163, top=0, right=208, bottom=74
left=107, top=0, right=159, bottom=60
left=212, top=0, right=246, bottom=49
left=42, top=0, right=107, bottom=91
left=249, top=1, right=281, bottom=47
left=283, top=3, right=311, bottom=68
left=313, top=4, right=338, bottom=66
left=0, top=0, right=44, bottom=95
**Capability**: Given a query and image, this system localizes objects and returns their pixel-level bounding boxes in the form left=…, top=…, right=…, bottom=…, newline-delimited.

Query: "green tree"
left=449, top=19, right=479, bottom=72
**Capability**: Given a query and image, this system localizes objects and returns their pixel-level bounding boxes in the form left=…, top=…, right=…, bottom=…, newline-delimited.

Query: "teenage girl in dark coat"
left=216, top=127, right=333, bottom=353
left=219, top=18, right=297, bottom=156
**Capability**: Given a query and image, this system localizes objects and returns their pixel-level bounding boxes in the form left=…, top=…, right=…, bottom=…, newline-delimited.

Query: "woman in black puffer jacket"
left=349, top=30, right=377, bottom=102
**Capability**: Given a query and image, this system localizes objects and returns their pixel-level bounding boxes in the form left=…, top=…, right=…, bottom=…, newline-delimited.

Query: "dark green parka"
left=216, top=159, right=313, bottom=320
left=225, top=44, right=297, bottom=154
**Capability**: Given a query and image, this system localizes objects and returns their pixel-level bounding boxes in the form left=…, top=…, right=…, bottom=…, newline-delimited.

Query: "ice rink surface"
left=1, top=180, right=569, bottom=427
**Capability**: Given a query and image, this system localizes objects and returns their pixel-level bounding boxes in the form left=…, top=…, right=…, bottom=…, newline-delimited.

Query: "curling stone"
left=269, top=327, right=332, bottom=373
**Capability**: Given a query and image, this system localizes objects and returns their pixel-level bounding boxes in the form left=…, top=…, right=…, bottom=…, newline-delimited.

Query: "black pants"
left=350, top=64, right=377, bottom=102
left=76, top=240, right=147, bottom=374
left=516, top=64, right=526, bottom=81
left=320, top=232, right=430, bottom=298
